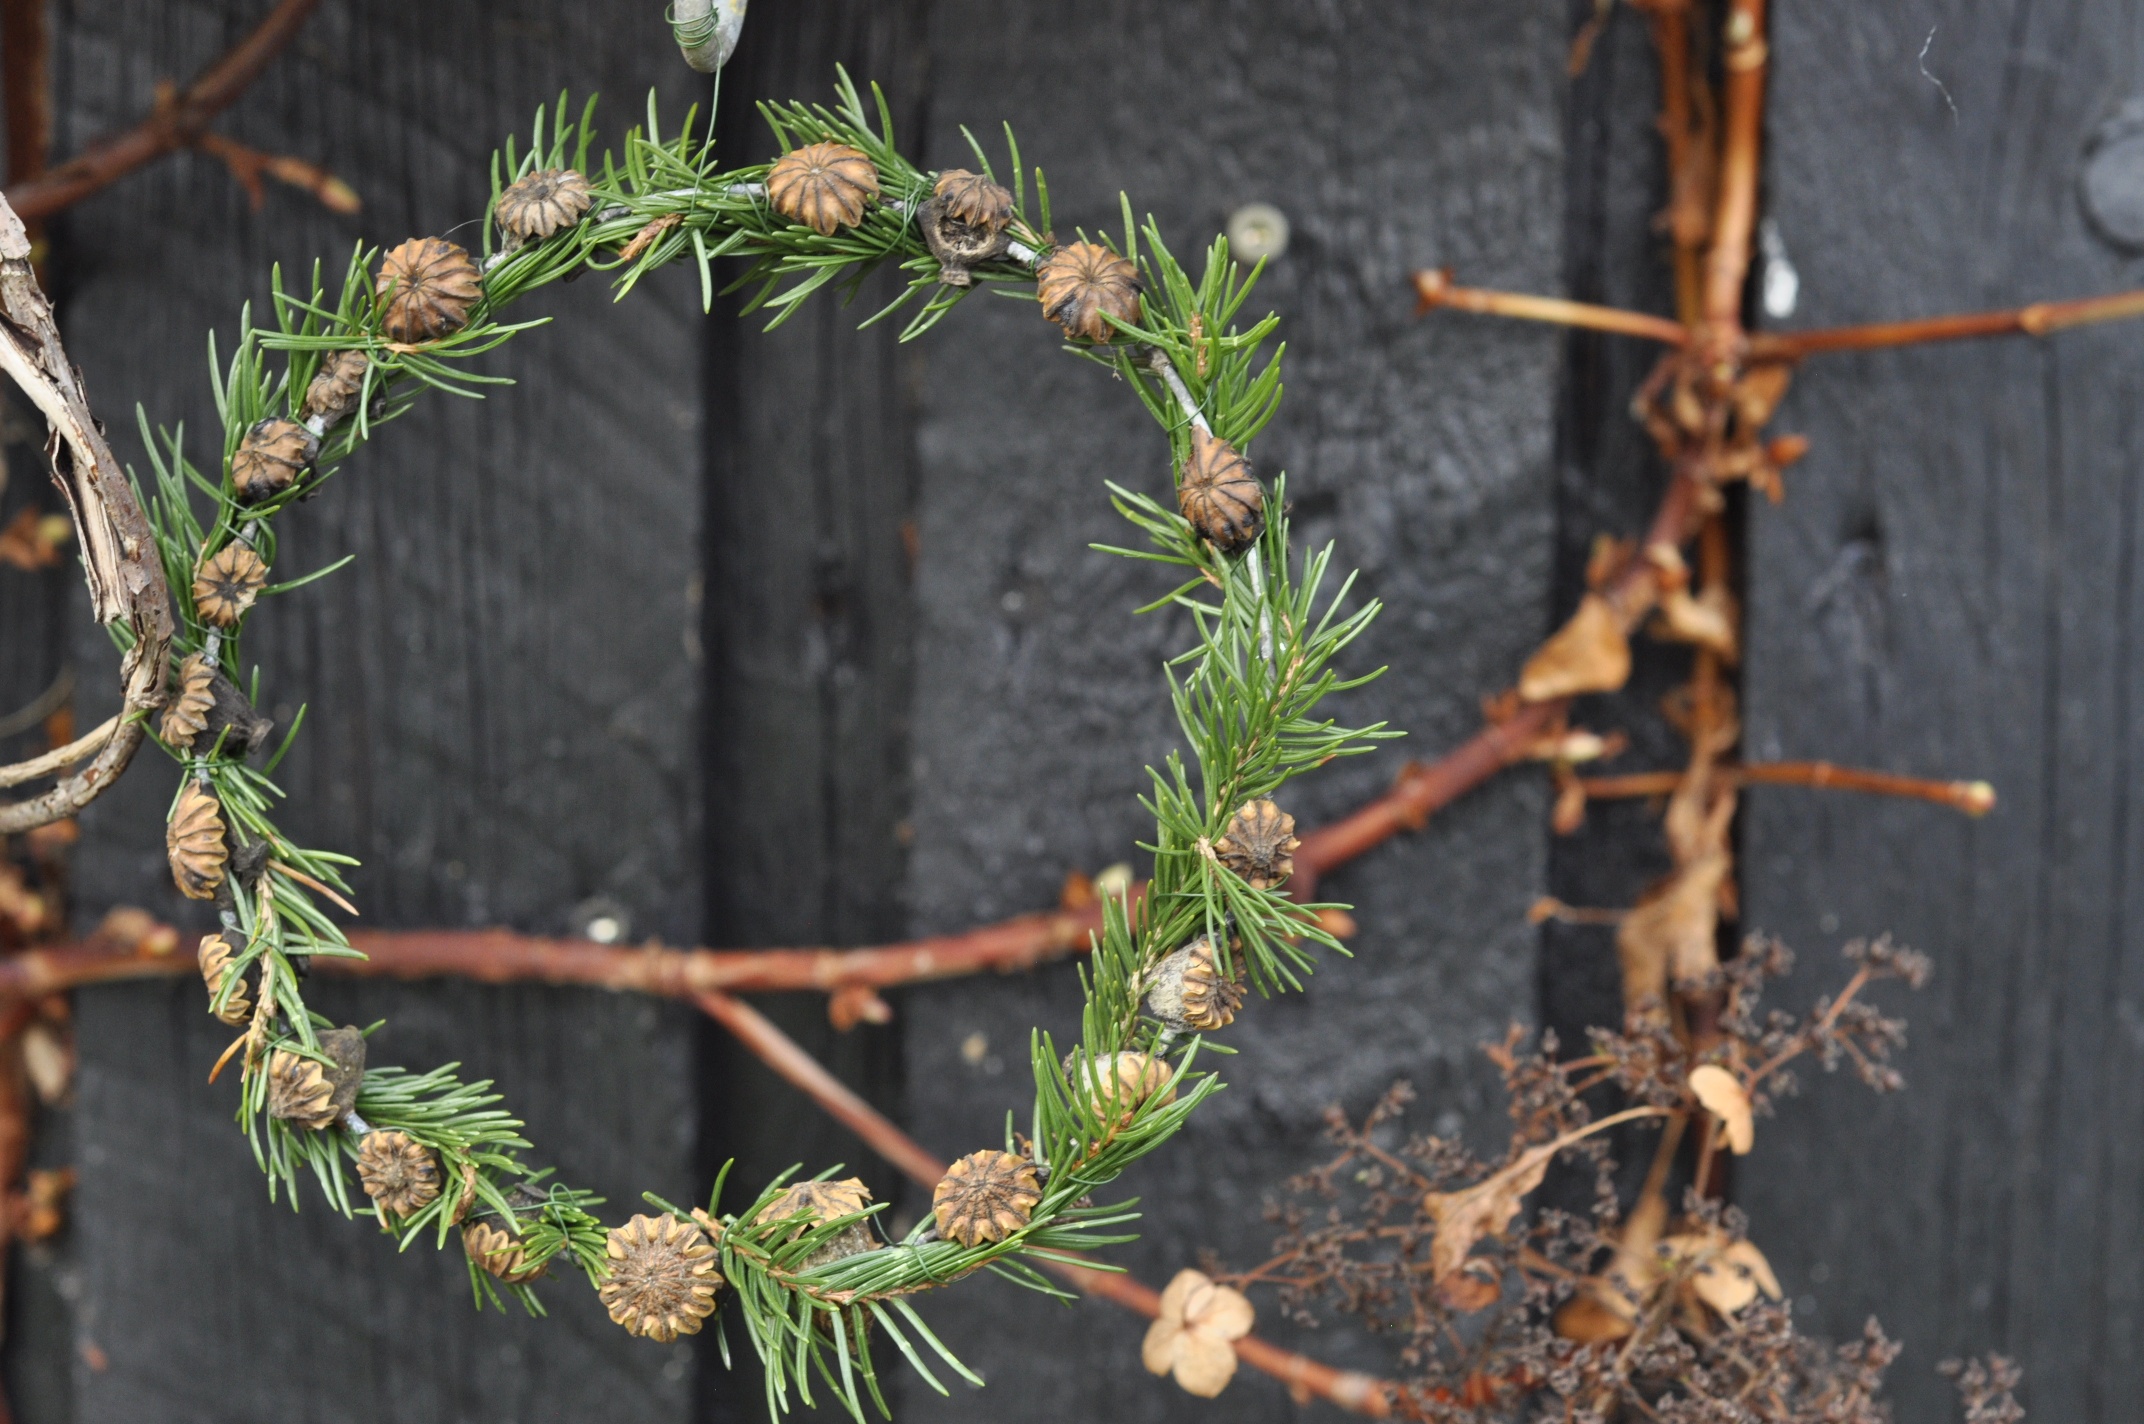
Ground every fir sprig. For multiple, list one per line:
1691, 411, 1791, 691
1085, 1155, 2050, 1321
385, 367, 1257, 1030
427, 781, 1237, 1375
128, 72, 1392, 1417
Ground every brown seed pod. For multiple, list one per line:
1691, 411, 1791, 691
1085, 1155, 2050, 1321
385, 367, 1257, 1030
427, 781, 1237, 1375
197, 932, 253, 1026
357, 1129, 442, 1218
230, 418, 318, 505
766, 142, 879, 237
1178, 428, 1264, 554
600, 1213, 723, 1341
754, 1176, 877, 1268
920, 169, 1014, 287
302, 350, 370, 425
265, 1027, 366, 1131
495, 167, 593, 245
160, 653, 276, 756
161, 654, 216, 749
463, 1220, 547, 1284
1036, 241, 1142, 342
1213, 798, 1299, 890
167, 783, 228, 900
1068, 1050, 1177, 1126
192, 542, 269, 628
932, 1149, 1043, 1248
1144, 936, 1246, 1033
375, 237, 483, 345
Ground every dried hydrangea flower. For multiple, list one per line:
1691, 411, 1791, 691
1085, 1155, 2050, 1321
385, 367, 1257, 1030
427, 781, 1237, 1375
1142, 1268, 1253, 1397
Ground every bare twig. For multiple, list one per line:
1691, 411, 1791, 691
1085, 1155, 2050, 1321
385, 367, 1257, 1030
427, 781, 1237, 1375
0, 717, 119, 791
1412, 268, 1690, 346
3, 0, 320, 220
0, 196, 171, 833
193, 129, 359, 214
1577, 760, 1995, 815
1749, 287, 2144, 360
693, 986, 1399, 1416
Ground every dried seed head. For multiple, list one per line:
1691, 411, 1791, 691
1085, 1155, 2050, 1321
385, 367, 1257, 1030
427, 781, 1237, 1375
357, 1129, 442, 1218
600, 1213, 722, 1341
766, 142, 879, 236
1213, 798, 1299, 890
192, 542, 269, 628
197, 932, 253, 1026
376, 237, 483, 345
754, 1177, 877, 1268
161, 654, 216, 750
920, 169, 1014, 287
495, 167, 594, 245
166, 783, 228, 901
1068, 1050, 1176, 1126
266, 1027, 366, 1131
1178, 429, 1264, 554
1145, 936, 1245, 1034
932, 1149, 1043, 1248
302, 350, 370, 425
230, 418, 318, 505
1036, 241, 1142, 342
159, 653, 275, 757
463, 1220, 546, 1283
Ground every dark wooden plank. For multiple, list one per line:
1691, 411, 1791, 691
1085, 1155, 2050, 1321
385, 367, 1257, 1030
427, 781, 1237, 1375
696, 5, 926, 1417
894, 3, 1567, 1414
51, 2, 705, 1418
1743, 5, 2144, 1420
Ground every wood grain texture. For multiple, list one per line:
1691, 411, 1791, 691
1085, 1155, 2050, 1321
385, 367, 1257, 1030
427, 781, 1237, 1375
894, 3, 1565, 1414
50, 2, 704, 1419
696, 4, 926, 1417
1742, 4, 2144, 1420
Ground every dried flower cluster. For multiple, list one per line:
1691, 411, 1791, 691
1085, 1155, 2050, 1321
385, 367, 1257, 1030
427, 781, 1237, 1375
1209, 942, 1969, 1421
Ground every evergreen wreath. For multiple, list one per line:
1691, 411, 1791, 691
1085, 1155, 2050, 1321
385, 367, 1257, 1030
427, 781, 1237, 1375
126, 72, 1395, 1417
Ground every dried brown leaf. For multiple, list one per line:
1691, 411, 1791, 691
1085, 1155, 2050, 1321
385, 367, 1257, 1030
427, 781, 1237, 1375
1689, 1064, 1754, 1154
1519, 593, 1632, 702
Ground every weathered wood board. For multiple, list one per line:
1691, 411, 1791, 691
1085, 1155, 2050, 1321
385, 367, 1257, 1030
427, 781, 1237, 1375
1744, 4, 2144, 1421
893, 3, 1567, 1415
52, 2, 705, 1419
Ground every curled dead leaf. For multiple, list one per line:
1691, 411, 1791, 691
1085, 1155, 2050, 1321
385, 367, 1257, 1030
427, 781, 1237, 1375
1663, 1228, 1780, 1314
1689, 1063, 1754, 1154
1554, 1186, 1667, 1342
1615, 850, 1730, 1015
1519, 594, 1632, 702
1650, 585, 1740, 661
1424, 1139, 1561, 1284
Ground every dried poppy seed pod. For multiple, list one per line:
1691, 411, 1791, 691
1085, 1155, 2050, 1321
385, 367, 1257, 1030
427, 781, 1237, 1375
1145, 936, 1245, 1034
197, 932, 252, 1026
167, 783, 228, 900
266, 1027, 366, 1131
601, 1213, 722, 1341
766, 142, 879, 236
495, 167, 593, 245
192, 542, 268, 629
1036, 241, 1142, 342
230, 418, 318, 505
1214, 798, 1299, 890
932, 1149, 1043, 1248
1178, 429, 1264, 554
463, 1220, 546, 1283
160, 653, 276, 757
920, 168, 1014, 287
754, 1177, 877, 1268
302, 350, 370, 425
375, 237, 482, 345
357, 1129, 442, 1218
1067, 1050, 1176, 1126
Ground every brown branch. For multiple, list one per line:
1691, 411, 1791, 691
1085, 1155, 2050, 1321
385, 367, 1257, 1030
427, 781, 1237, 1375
1413, 269, 1690, 346
0, 195, 171, 833
193, 129, 359, 214
1577, 761, 1995, 815
1749, 287, 2144, 360
1701, 0, 1769, 331
3, 0, 319, 220
692, 987, 1398, 1416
